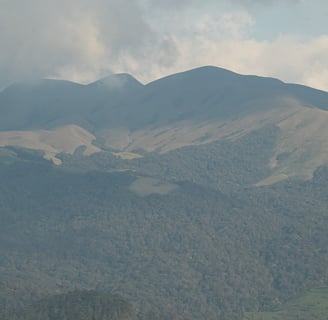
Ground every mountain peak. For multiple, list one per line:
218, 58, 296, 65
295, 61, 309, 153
89, 73, 143, 90
147, 65, 240, 86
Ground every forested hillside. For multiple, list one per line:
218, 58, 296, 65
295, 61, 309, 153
1, 67, 328, 319
0, 290, 135, 320
0, 147, 327, 319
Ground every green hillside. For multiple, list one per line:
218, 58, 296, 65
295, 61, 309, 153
0, 151, 327, 319
1, 290, 135, 320
244, 287, 328, 320
0, 67, 328, 319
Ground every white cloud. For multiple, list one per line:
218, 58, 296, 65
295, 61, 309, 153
1, 0, 328, 92
0, 0, 175, 86
132, 13, 328, 92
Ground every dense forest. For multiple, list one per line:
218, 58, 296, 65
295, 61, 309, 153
0, 290, 135, 320
0, 125, 327, 319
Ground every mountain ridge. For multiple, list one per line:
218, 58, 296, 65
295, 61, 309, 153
1, 66, 328, 184
1, 66, 328, 320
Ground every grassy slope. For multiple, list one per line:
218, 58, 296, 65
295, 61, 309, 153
129, 102, 328, 185
0, 125, 100, 164
244, 287, 328, 320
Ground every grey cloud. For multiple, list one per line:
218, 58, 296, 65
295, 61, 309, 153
0, 0, 178, 87
230, 0, 300, 7
141, 0, 299, 9
0, 0, 308, 90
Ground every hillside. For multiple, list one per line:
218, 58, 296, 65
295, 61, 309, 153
244, 287, 328, 320
0, 156, 327, 319
1, 66, 328, 183
0, 67, 327, 319
1, 290, 135, 320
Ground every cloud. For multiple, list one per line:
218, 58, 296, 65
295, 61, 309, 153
123, 9, 328, 92
141, 15, 328, 91
0, 0, 176, 87
230, 0, 300, 5
1, 0, 328, 92
142, 0, 300, 10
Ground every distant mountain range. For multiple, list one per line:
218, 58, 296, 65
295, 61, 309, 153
1, 66, 328, 184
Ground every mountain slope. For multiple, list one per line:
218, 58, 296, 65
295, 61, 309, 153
0, 74, 144, 131
1, 290, 135, 320
0, 66, 328, 319
0, 159, 327, 319
0, 124, 100, 164
1, 66, 328, 183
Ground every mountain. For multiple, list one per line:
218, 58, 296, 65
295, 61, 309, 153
1, 66, 328, 183
0, 66, 328, 320
0, 73, 143, 131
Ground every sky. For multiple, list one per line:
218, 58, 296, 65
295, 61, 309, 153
1, 0, 328, 91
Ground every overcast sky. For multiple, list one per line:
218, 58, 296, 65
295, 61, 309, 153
1, 0, 328, 90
